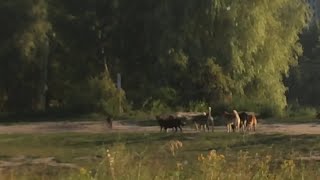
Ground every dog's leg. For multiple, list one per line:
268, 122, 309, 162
194, 122, 198, 131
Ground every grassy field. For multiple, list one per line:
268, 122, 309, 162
1, 132, 320, 179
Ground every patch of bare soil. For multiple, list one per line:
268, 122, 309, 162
0, 120, 320, 135
0, 156, 79, 173
0, 121, 157, 134
257, 123, 320, 135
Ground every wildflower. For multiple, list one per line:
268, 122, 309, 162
208, 150, 216, 160
219, 154, 225, 160
79, 167, 87, 175
168, 140, 183, 156
281, 160, 295, 170
176, 162, 183, 170
198, 154, 205, 161
280, 159, 296, 179
105, 148, 115, 179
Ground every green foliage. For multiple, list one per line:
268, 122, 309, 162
65, 72, 126, 116
17, 0, 51, 60
0, 0, 51, 111
142, 99, 171, 116
0, 0, 312, 117
188, 101, 208, 112
225, 0, 310, 113
258, 104, 283, 118
154, 87, 178, 107
286, 104, 317, 118
3, 133, 320, 179
286, 21, 320, 108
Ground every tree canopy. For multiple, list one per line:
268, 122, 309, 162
0, 0, 311, 116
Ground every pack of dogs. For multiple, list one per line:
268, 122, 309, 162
104, 107, 258, 133
156, 107, 257, 133
223, 110, 257, 133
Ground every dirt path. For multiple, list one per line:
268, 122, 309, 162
256, 123, 320, 135
0, 120, 320, 135
0, 121, 158, 134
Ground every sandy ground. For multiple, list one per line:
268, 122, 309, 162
0, 120, 320, 135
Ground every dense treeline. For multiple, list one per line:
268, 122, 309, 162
286, 22, 320, 109
0, 0, 316, 117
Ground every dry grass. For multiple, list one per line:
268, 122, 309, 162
1, 132, 320, 179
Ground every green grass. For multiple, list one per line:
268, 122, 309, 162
2, 132, 320, 179
2, 132, 320, 160
1, 132, 320, 177
0, 132, 320, 159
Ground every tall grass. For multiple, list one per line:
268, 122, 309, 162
285, 104, 317, 118
66, 141, 320, 180
3, 133, 320, 179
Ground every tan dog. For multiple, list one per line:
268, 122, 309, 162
223, 111, 235, 133
232, 110, 241, 132
246, 114, 257, 131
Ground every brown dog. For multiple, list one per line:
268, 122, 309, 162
246, 114, 257, 131
223, 111, 235, 133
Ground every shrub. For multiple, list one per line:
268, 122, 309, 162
64, 72, 127, 116
286, 104, 317, 118
154, 87, 178, 107
188, 101, 208, 112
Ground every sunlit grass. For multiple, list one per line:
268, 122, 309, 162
1, 132, 320, 179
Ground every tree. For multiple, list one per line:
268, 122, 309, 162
286, 21, 320, 107
89, 0, 310, 115
0, 0, 311, 116
0, 0, 51, 111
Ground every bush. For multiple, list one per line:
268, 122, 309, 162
142, 99, 171, 116
228, 96, 284, 118
154, 87, 178, 107
64, 72, 127, 116
258, 104, 283, 118
188, 101, 208, 112
286, 104, 317, 118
